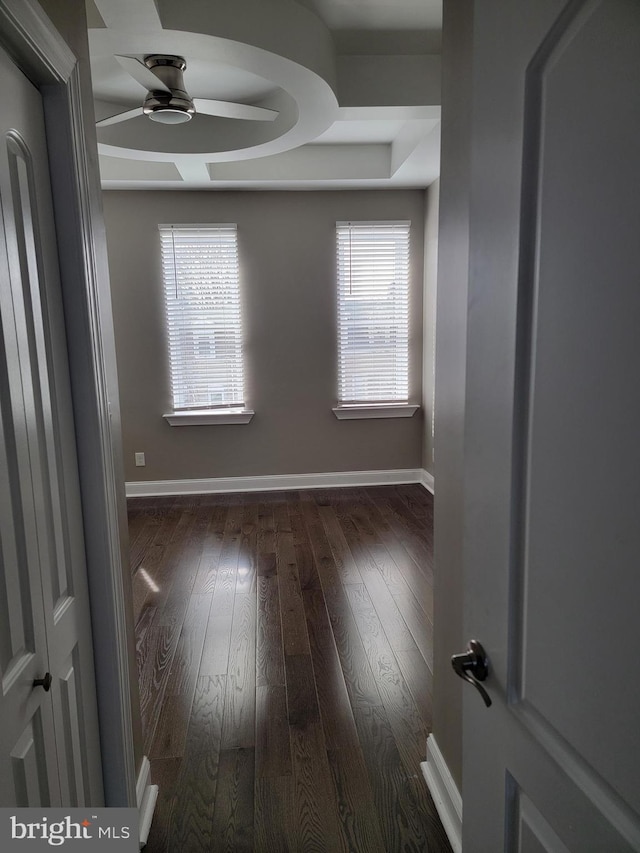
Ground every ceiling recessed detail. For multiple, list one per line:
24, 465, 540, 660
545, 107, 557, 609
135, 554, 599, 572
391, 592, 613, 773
89, 0, 442, 189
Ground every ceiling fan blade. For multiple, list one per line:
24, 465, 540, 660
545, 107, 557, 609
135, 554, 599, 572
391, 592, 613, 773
96, 107, 145, 127
115, 55, 171, 93
193, 98, 278, 122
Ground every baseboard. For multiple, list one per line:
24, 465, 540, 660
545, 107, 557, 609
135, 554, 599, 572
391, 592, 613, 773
126, 468, 424, 498
136, 755, 158, 849
420, 468, 435, 494
421, 735, 462, 853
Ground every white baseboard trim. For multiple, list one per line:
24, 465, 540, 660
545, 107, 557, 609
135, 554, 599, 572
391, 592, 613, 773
420, 468, 435, 494
126, 468, 424, 498
421, 735, 462, 853
136, 755, 158, 849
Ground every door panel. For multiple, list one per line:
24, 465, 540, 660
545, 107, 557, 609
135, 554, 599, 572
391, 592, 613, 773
515, 0, 640, 810
10, 714, 52, 807
7, 135, 73, 607
508, 781, 570, 853
463, 0, 640, 849
0, 381, 36, 679
0, 45, 103, 806
57, 648, 90, 806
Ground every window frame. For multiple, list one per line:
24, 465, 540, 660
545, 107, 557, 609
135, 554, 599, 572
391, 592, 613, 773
159, 223, 254, 426
333, 220, 418, 420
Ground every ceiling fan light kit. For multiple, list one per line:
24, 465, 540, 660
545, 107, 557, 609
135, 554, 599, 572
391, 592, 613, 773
146, 108, 193, 124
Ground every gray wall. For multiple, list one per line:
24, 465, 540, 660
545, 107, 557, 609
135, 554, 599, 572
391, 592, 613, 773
422, 180, 439, 475
431, 0, 473, 791
103, 190, 425, 483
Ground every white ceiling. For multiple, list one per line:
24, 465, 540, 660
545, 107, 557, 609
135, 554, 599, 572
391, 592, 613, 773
298, 0, 442, 31
88, 0, 442, 190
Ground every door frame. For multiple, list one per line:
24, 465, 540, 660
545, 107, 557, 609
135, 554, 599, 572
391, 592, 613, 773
0, 0, 137, 807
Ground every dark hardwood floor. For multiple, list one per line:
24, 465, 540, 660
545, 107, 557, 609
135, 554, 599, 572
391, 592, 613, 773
129, 485, 451, 853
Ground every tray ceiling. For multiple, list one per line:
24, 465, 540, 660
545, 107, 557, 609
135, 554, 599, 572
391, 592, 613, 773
88, 0, 442, 190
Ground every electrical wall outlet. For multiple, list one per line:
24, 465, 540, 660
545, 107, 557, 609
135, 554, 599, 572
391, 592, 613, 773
135, 452, 146, 467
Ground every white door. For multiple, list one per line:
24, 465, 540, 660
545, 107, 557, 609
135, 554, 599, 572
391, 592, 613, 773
461, 0, 640, 850
0, 46, 103, 806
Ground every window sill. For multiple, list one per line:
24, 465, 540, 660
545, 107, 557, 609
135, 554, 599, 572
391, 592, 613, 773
332, 404, 419, 420
163, 409, 255, 426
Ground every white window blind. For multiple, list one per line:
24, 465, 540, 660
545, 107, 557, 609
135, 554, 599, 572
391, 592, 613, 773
160, 224, 246, 411
336, 221, 410, 405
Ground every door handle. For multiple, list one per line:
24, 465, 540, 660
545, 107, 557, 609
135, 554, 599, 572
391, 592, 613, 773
33, 672, 52, 692
451, 640, 492, 707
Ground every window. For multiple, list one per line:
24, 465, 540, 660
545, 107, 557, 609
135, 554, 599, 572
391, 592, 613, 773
160, 224, 253, 425
335, 221, 417, 419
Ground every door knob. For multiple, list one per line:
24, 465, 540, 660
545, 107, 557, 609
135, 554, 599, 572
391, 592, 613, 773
451, 640, 492, 707
33, 672, 52, 692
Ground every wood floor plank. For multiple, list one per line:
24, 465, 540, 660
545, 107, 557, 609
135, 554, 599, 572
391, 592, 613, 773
192, 500, 228, 594
125, 505, 143, 540
210, 747, 255, 852
237, 500, 258, 595
221, 592, 256, 749
299, 495, 350, 590
219, 502, 245, 575
148, 507, 202, 628
360, 492, 435, 612
284, 653, 320, 731
138, 623, 183, 752
276, 524, 310, 657
150, 593, 212, 759
254, 776, 296, 853
395, 646, 434, 730
168, 674, 226, 851
326, 744, 387, 853
135, 603, 157, 672
289, 722, 344, 853
129, 498, 181, 575
131, 485, 451, 853
393, 588, 435, 669
198, 507, 243, 677
131, 507, 193, 625
198, 578, 234, 679
129, 518, 162, 576
348, 495, 419, 594
294, 539, 322, 593
165, 592, 213, 694
257, 501, 276, 557
256, 575, 285, 688
352, 555, 420, 656
132, 571, 156, 628
321, 583, 382, 709
302, 587, 360, 751
153, 513, 208, 631
257, 500, 277, 579
345, 583, 429, 778
353, 702, 434, 853
287, 494, 308, 547
256, 684, 291, 779
317, 503, 364, 586
369, 488, 434, 573
273, 499, 292, 535
396, 483, 435, 527
390, 485, 433, 529
144, 757, 181, 853
339, 497, 425, 653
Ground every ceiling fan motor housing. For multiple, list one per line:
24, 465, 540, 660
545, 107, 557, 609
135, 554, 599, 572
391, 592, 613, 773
142, 55, 195, 122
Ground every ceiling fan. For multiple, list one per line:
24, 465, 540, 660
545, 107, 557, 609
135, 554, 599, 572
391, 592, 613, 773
96, 54, 278, 127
